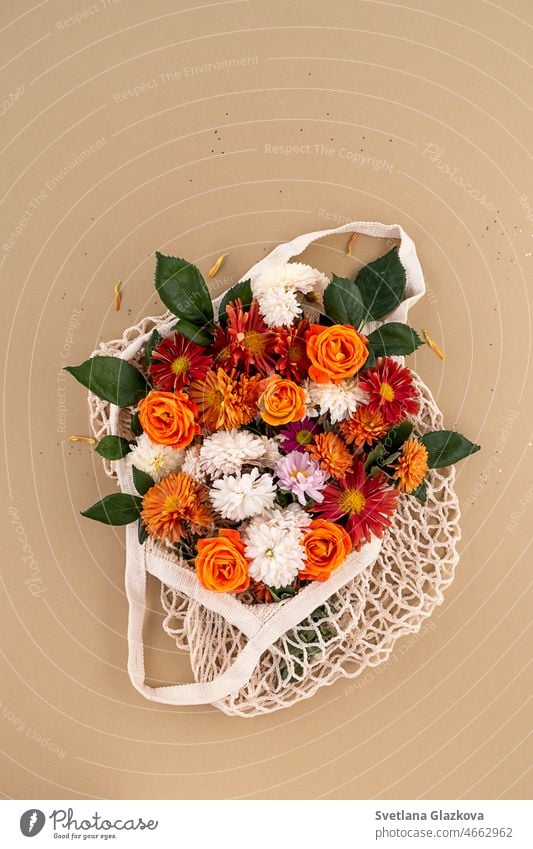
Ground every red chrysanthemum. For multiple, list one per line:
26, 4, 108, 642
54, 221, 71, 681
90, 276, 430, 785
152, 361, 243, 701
149, 332, 212, 391
312, 459, 399, 550
358, 358, 419, 424
224, 299, 276, 375
272, 318, 311, 382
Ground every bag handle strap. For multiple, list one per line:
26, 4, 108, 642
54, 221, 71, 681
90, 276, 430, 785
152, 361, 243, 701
240, 220, 426, 325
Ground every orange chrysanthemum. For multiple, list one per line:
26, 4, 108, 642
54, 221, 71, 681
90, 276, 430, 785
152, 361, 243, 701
340, 406, 389, 448
393, 437, 429, 493
237, 372, 263, 424
189, 368, 247, 431
306, 432, 353, 480
141, 472, 214, 543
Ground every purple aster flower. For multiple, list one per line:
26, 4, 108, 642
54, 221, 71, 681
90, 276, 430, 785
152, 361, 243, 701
274, 450, 328, 506
280, 417, 319, 453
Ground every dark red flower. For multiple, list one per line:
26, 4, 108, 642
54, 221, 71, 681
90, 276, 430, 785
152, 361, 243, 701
149, 332, 212, 391
312, 459, 398, 550
358, 357, 419, 424
272, 318, 311, 382
224, 299, 276, 375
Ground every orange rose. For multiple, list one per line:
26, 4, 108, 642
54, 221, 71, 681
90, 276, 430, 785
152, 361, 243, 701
138, 390, 200, 450
258, 375, 306, 426
305, 323, 368, 384
299, 519, 351, 582
195, 529, 250, 593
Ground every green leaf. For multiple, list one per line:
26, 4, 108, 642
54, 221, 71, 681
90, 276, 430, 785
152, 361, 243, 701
364, 442, 386, 472
420, 430, 480, 468
65, 356, 148, 406
364, 349, 377, 370
355, 247, 406, 322
81, 493, 142, 525
384, 420, 414, 453
411, 482, 427, 503
132, 466, 154, 496
138, 520, 149, 544
367, 322, 423, 357
268, 584, 297, 602
171, 319, 212, 346
94, 435, 131, 460
144, 329, 163, 366
155, 252, 213, 325
218, 280, 253, 325
130, 412, 143, 437
323, 274, 366, 328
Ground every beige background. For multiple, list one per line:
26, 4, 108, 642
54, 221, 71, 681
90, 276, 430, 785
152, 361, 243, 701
1, 0, 531, 800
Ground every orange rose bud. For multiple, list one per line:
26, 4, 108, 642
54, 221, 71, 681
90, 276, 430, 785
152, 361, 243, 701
305, 323, 368, 384
138, 390, 200, 450
195, 528, 250, 594
299, 519, 352, 582
258, 375, 307, 426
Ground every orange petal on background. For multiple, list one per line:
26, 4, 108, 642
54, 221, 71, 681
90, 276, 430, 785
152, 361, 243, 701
423, 328, 445, 360
113, 280, 122, 311
344, 232, 358, 256
208, 253, 228, 278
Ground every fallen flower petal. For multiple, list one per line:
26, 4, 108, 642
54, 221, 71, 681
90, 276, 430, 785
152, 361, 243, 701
423, 328, 445, 360
208, 253, 228, 278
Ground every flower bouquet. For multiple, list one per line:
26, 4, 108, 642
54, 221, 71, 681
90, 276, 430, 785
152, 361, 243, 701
68, 221, 479, 714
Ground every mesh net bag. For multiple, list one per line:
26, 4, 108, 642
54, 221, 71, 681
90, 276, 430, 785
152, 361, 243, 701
87, 222, 461, 716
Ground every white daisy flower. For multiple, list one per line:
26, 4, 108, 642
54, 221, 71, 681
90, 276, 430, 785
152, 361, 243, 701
243, 522, 305, 588
128, 434, 183, 483
252, 262, 329, 297
307, 378, 368, 423
181, 445, 205, 483
210, 468, 276, 522
199, 429, 266, 478
256, 285, 301, 327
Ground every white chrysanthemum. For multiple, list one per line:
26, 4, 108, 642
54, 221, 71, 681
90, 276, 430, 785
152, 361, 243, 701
252, 262, 329, 297
128, 434, 183, 482
246, 503, 312, 538
181, 445, 205, 483
210, 468, 276, 522
256, 435, 282, 469
199, 429, 266, 478
307, 379, 368, 423
256, 285, 301, 327
243, 522, 305, 588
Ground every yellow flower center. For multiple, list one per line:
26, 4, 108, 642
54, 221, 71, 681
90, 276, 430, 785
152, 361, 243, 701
338, 488, 366, 515
152, 455, 165, 472
379, 381, 395, 402
296, 429, 313, 445
290, 468, 308, 479
163, 495, 181, 512
242, 329, 266, 356
171, 356, 190, 375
